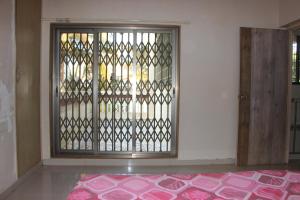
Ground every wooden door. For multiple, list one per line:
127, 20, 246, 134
237, 27, 289, 166
15, 0, 41, 176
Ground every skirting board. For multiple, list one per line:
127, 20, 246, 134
43, 158, 235, 166
0, 162, 42, 200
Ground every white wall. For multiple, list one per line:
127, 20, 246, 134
279, 0, 300, 26
41, 0, 280, 161
0, 0, 17, 193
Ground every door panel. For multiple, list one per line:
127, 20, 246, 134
16, 0, 41, 176
98, 31, 134, 152
237, 28, 289, 165
135, 32, 173, 152
58, 32, 94, 152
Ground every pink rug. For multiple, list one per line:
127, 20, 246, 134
67, 170, 300, 200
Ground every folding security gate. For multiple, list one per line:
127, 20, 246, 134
52, 25, 179, 158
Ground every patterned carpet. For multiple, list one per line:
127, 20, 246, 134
67, 170, 300, 200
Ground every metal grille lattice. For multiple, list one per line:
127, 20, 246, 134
55, 27, 177, 156
59, 33, 94, 151
135, 32, 173, 152
98, 32, 134, 152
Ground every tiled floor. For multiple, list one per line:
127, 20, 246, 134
3, 162, 300, 200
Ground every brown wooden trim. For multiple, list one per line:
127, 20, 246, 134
237, 28, 252, 166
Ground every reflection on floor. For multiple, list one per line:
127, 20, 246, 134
3, 162, 300, 200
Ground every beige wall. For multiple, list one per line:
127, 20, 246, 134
41, 0, 280, 161
279, 0, 300, 26
16, 0, 42, 176
0, 0, 17, 193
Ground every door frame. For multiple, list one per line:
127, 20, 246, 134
49, 23, 181, 159
283, 19, 300, 162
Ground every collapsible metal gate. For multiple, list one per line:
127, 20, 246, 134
52, 25, 179, 158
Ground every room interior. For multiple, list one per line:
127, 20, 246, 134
1, 0, 300, 199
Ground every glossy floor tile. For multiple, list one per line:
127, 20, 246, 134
3, 162, 300, 200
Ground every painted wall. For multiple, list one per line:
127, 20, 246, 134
0, 0, 17, 193
41, 0, 280, 161
279, 0, 300, 26
15, 0, 42, 176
